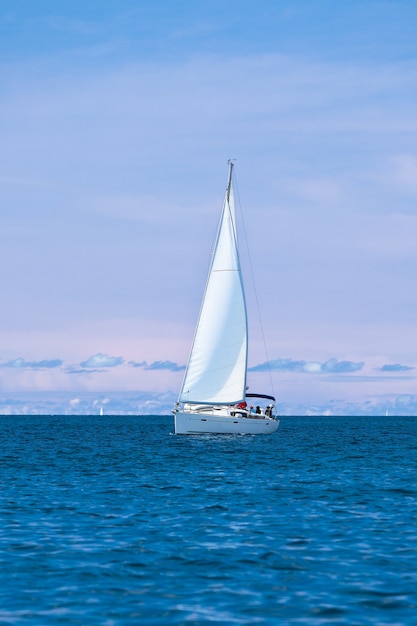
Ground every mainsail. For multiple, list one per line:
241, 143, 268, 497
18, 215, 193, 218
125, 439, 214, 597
179, 163, 248, 404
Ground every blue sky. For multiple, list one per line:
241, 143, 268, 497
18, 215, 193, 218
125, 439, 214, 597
1, 0, 417, 415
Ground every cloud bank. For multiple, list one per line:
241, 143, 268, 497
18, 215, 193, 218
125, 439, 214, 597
128, 360, 185, 371
0, 358, 63, 369
1, 389, 417, 417
249, 358, 364, 374
380, 363, 415, 372
3, 355, 415, 377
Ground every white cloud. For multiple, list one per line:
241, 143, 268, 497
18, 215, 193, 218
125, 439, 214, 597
303, 362, 322, 373
0, 391, 177, 416
80, 353, 124, 368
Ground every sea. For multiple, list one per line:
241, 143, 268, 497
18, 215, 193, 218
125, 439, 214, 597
1, 415, 416, 625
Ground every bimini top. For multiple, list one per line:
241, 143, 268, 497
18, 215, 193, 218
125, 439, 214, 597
246, 393, 276, 402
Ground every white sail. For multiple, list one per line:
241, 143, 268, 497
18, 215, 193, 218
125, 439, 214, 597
179, 163, 248, 404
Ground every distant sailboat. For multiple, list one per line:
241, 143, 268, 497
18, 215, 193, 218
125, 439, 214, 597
100, 407, 103, 416
173, 162, 279, 435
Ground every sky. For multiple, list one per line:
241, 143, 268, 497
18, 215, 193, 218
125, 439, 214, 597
1, 0, 417, 415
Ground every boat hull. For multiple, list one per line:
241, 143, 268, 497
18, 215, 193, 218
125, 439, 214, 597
174, 411, 279, 435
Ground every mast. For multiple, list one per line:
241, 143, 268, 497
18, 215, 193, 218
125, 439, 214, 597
226, 159, 234, 203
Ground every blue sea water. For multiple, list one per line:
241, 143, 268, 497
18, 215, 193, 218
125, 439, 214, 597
1, 415, 416, 625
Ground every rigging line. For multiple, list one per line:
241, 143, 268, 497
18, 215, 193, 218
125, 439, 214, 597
233, 170, 276, 400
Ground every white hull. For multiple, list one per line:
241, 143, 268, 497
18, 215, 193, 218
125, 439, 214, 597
174, 411, 279, 435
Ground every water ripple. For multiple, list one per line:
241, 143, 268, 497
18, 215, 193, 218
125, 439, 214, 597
1, 415, 417, 624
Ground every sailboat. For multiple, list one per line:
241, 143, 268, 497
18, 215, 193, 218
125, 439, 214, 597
173, 162, 279, 435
